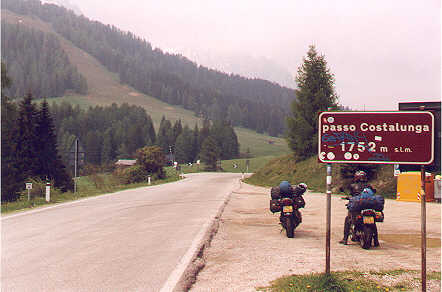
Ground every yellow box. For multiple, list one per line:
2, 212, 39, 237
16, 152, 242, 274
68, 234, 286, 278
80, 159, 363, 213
396, 172, 434, 202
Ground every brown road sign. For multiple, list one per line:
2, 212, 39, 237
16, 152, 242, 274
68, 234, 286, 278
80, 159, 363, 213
318, 111, 434, 164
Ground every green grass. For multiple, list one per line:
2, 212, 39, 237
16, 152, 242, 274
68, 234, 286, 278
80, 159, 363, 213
162, 156, 278, 175
234, 127, 290, 157
1, 172, 181, 214
245, 155, 397, 196
257, 270, 438, 292
220, 156, 277, 173
427, 271, 442, 281
244, 155, 334, 192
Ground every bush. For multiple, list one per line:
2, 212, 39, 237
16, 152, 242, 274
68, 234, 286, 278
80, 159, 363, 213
88, 173, 106, 189
136, 146, 166, 179
116, 165, 148, 184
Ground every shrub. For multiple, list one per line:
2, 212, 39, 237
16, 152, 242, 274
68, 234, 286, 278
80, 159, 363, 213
135, 146, 166, 179
117, 165, 148, 184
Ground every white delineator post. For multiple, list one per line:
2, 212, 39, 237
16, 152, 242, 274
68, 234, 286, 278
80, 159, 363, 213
45, 181, 51, 202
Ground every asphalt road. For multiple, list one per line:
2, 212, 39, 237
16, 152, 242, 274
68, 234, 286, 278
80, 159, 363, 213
1, 172, 241, 292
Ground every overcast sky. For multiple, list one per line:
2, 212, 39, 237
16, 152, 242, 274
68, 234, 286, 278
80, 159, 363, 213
68, 0, 441, 110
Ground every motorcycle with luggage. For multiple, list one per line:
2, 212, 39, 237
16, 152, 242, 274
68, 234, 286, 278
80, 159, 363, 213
345, 188, 385, 249
269, 181, 307, 238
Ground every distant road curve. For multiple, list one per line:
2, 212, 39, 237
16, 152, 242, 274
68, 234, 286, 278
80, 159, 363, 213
1, 172, 241, 292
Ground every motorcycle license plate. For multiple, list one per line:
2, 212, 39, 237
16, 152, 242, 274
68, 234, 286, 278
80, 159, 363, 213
363, 216, 374, 224
283, 206, 293, 213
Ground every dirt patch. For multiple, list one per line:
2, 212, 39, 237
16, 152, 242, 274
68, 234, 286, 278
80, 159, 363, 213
190, 182, 441, 292
380, 234, 441, 248
128, 92, 140, 96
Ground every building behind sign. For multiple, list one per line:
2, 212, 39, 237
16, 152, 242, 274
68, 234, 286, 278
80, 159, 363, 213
398, 101, 441, 173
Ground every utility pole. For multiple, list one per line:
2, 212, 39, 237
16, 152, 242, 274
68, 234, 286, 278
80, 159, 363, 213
74, 139, 79, 193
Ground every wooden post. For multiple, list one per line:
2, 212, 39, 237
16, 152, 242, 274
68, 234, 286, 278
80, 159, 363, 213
421, 165, 427, 292
326, 163, 332, 274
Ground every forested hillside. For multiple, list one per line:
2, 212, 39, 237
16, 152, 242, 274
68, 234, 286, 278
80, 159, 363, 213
1, 20, 87, 98
2, 0, 294, 136
51, 102, 238, 168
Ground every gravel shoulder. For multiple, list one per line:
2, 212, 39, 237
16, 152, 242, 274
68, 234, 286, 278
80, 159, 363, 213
190, 182, 441, 292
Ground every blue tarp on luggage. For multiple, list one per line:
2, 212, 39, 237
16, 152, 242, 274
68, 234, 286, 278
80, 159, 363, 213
347, 188, 385, 212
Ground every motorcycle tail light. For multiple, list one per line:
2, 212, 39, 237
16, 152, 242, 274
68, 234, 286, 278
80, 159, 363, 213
281, 197, 293, 206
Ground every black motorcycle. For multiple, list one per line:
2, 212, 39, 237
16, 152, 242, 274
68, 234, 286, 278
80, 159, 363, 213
345, 195, 384, 249
270, 184, 306, 238
349, 209, 384, 249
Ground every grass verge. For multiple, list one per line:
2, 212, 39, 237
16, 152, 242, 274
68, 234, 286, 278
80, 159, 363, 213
245, 155, 397, 197
164, 156, 278, 174
257, 270, 440, 292
1, 170, 181, 214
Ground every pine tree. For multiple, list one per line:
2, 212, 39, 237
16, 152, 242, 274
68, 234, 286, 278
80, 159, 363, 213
191, 124, 199, 162
1, 64, 23, 201
157, 116, 172, 153
198, 118, 211, 151
221, 122, 239, 159
16, 92, 39, 179
1, 62, 11, 89
101, 128, 115, 163
174, 126, 193, 163
200, 136, 220, 171
35, 99, 73, 191
172, 119, 183, 143
287, 45, 338, 160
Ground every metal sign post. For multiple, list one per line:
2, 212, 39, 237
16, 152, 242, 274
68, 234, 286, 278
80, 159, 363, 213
68, 138, 85, 193
420, 165, 426, 292
74, 139, 78, 193
26, 183, 32, 201
325, 164, 331, 274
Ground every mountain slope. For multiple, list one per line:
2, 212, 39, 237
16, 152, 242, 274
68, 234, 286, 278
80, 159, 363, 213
2, 10, 290, 157
2, 0, 294, 136
2, 10, 200, 126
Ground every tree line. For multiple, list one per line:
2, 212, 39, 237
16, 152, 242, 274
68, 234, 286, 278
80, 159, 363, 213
1, 62, 240, 201
2, 68, 72, 201
1, 20, 88, 98
51, 102, 239, 168
2, 0, 292, 136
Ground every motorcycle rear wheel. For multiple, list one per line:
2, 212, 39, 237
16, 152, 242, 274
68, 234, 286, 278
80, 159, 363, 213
285, 216, 295, 238
360, 224, 373, 249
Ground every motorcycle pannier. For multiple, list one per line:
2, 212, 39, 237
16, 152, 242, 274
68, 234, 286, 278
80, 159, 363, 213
271, 186, 281, 199
269, 199, 281, 213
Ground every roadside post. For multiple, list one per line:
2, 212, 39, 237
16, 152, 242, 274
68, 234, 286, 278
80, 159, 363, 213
325, 107, 332, 275
325, 163, 331, 274
45, 180, 51, 202
69, 138, 84, 193
26, 182, 32, 201
148, 175, 151, 185
318, 111, 434, 286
